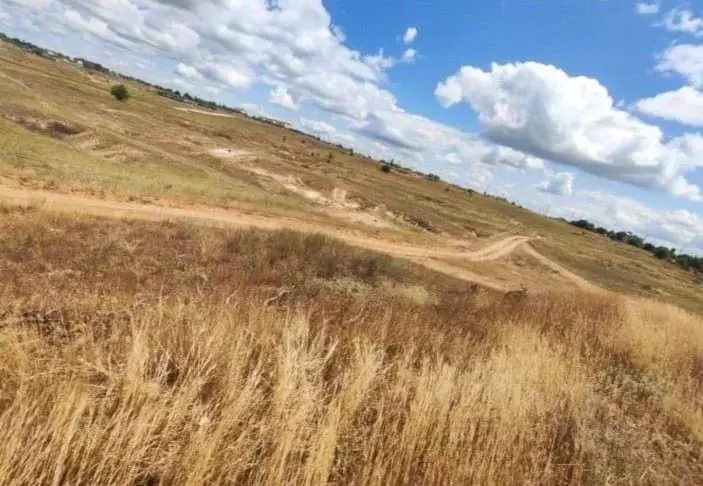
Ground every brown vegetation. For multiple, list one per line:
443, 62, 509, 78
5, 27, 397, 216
0, 208, 701, 485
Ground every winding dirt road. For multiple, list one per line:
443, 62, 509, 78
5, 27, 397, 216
0, 185, 593, 292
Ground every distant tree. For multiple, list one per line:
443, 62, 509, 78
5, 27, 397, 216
613, 231, 630, 243
570, 220, 595, 232
110, 84, 130, 102
626, 235, 645, 248
594, 226, 609, 236
426, 173, 441, 182
653, 246, 671, 260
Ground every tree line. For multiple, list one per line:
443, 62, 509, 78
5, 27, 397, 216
569, 219, 703, 273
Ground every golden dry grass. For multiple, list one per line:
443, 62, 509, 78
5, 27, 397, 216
0, 208, 701, 485
1, 289, 701, 484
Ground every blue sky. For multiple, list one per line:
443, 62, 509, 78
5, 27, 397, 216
2, 0, 703, 253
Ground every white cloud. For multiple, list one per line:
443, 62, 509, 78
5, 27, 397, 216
436, 61, 703, 201
200, 63, 251, 89
481, 146, 546, 171
445, 153, 462, 164
635, 86, 703, 126
661, 8, 703, 37
269, 86, 299, 111
54, 1, 200, 53
5, 0, 52, 10
656, 44, 703, 87
240, 102, 269, 117
363, 48, 396, 73
635, 2, 660, 15
403, 27, 418, 44
204, 86, 219, 95
171, 77, 194, 89
62, 8, 114, 41
402, 49, 417, 63
548, 191, 703, 254
300, 117, 337, 136
538, 172, 574, 196
176, 62, 200, 79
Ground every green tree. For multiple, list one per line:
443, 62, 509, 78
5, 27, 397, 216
110, 84, 130, 102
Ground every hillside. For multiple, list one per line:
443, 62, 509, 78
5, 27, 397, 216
0, 42, 702, 484
0, 42, 700, 310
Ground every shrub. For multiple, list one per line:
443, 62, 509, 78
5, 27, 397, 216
110, 84, 130, 102
381, 164, 392, 173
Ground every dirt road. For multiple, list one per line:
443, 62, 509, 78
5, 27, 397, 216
521, 245, 602, 292
0, 186, 592, 292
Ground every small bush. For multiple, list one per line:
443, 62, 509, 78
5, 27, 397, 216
381, 164, 392, 173
110, 84, 130, 102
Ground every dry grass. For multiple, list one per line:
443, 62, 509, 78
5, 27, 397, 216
0, 209, 702, 484
1, 44, 701, 310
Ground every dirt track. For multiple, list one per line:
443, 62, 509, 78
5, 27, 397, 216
0, 186, 594, 292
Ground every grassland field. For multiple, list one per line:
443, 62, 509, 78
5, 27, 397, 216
0, 42, 702, 484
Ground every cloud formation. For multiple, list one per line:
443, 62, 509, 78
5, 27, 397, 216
403, 27, 418, 44
635, 86, 703, 126
657, 44, 703, 87
538, 172, 574, 196
436, 61, 703, 201
550, 191, 703, 253
269, 86, 299, 111
661, 8, 703, 37
635, 2, 659, 16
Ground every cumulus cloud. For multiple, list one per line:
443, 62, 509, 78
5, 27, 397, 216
269, 86, 299, 110
62, 8, 114, 42
300, 117, 337, 137
56, 1, 200, 53
200, 63, 251, 89
445, 153, 462, 164
402, 49, 417, 63
538, 172, 574, 196
635, 2, 659, 15
5, 0, 52, 10
635, 86, 703, 126
403, 27, 418, 44
661, 8, 703, 37
176, 63, 200, 79
480, 146, 546, 171
550, 191, 703, 253
363, 49, 396, 73
656, 44, 703, 87
436, 61, 703, 201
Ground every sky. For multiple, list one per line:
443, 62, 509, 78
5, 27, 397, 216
2, 0, 703, 254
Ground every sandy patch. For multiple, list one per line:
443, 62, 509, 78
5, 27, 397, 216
210, 148, 251, 159
242, 165, 396, 229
